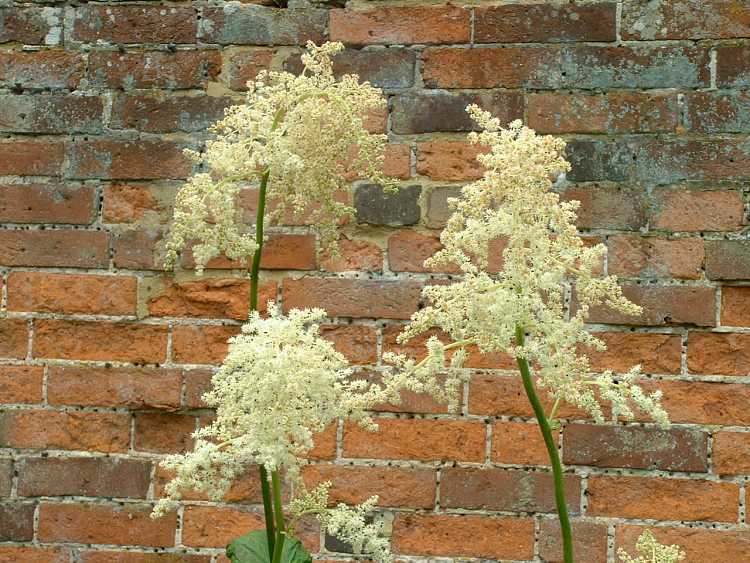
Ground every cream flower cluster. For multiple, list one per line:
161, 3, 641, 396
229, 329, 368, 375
618, 530, 685, 563
394, 105, 668, 426
165, 41, 391, 271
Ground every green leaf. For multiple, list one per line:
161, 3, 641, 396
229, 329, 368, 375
226, 530, 313, 563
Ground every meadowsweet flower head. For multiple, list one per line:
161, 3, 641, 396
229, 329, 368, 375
165, 41, 391, 272
392, 106, 668, 426
618, 530, 685, 563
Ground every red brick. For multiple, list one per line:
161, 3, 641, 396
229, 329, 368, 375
0, 319, 28, 359
0, 546, 70, 563
0, 93, 102, 134
651, 187, 744, 232
319, 324, 377, 365
441, 467, 580, 513
103, 183, 175, 224
0, 140, 64, 175
0, 50, 83, 89
388, 230, 448, 273
712, 431, 750, 476
306, 423, 337, 461
147, 278, 265, 320
585, 332, 682, 375
721, 286, 750, 327
0, 365, 43, 404
112, 229, 164, 270
705, 240, 750, 280
330, 5, 469, 45
47, 366, 182, 409
352, 368, 454, 415
342, 418, 486, 462
182, 505, 264, 548
616, 525, 750, 563
539, 519, 608, 563
491, 421, 556, 466
685, 91, 750, 133
182, 369, 214, 409
562, 183, 647, 230
112, 93, 234, 133
38, 502, 176, 546
640, 380, 750, 426
607, 235, 704, 279
321, 237, 382, 272
583, 284, 716, 327
185, 234, 317, 271
134, 412, 195, 453
172, 324, 240, 365
0, 184, 95, 224
416, 140, 487, 181
0, 410, 130, 452
68, 139, 193, 180
0, 7, 60, 44
563, 424, 707, 472
0, 230, 108, 268
687, 332, 750, 375
529, 91, 677, 134
72, 5, 197, 44
88, 50, 221, 89
393, 513, 534, 560
223, 48, 278, 91
201, 5, 326, 46
34, 320, 167, 363
8, 272, 136, 315
588, 475, 738, 522
17, 456, 151, 498
623, 0, 750, 40
475, 3, 616, 43
80, 552, 209, 563
303, 465, 435, 509
0, 502, 34, 541
283, 277, 421, 320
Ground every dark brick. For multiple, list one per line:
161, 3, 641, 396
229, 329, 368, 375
111, 93, 235, 133
0, 184, 96, 225
0, 50, 84, 90
565, 140, 631, 182
424, 185, 461, 229
355, 184, 421, 226
0, 94, 102, 134
560, 184, 647, 230
706, 240, 750, 280
17, 457, 151, 498
622, 0, 750, 40
67, 139, 193, 180
0, 7, 61, 45
685, 91, 750, 133
539, 519, 608, 563
201, 5, 327, 45
717, 45, 750, 88
563, 424, 708, 472
72, 5, 197, 44
113, 229, 164, 270
390, 90, 523, 134
0, 503, 34, 541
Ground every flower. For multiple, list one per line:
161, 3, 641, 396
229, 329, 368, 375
165, 41, 392, 272
618, 530, 685, 563
389, 105, 668, 426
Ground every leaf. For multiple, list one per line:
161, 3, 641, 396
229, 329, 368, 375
227, 530, 313, 563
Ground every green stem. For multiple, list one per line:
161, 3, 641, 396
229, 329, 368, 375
259, 466, 275, 558
514, 325, 573, 563
271, 471, 286, 563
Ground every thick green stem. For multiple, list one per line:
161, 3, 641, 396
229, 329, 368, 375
249, 170, 275, 559
271, 471, 286, 563
514, 325, 574, 563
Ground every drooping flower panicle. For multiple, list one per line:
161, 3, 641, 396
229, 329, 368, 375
618, 530, 686, 563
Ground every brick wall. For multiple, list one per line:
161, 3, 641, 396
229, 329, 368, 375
1, 0, 749, 561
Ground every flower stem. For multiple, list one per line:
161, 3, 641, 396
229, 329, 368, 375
514, 325, 573, 563
271, 471, 286, 563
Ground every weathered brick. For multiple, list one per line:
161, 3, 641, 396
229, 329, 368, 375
172, 324, 240, 365
388, 230, 447, 273
320, 237, 382, 272
491, 421, 556, 466
88, 50, 221, 89
560, 183, 647, 230
0, 7, 61, 44
0, 50, 83, 89
539, 519, 608, 563
112, 93, 234, 133
68, 139, 193, 180
147, 278, 257, 320
424, 185, 461, 229
706, 240, 750, 280
585, 332, 682, 374
587, 475, 738, 522
717, 45, 750, 88
222, 47, 279, 90
103, 184, 175, 224
182, 506, 265, 548
0, 184, 95, 224
351, 367, 453, 415
38, 502, 176, 546
641, 380, 750, 426
112, 229, 165, 270
354, 184, 420, 226
303, 465, 435, 509
319, 324, 377, 365
0, 503, 34, 541
687, 332, 750, 375
722, 286, 750, 327
393, 513, 534, 560
201, 5, 326, 45
616, 525, 750, 563
416, 140, 487, 181
342, 418, 485, 462
391, 90, 523, 134
72, 5, 197, 44
80, 552, 209, 563
607, 235, 704, 279
564, 424, 707, 472
0, 546, 70, 563
0, 140, 64, 176
0, 366, 42, 404
47, 366, 182, 410
181, 369, 214, 409
651, 187, 744, 232
441, 468, 580, 513
583, 284, 716, 327
475, 3, 616, 43
0, 94, 102, 134
0, 459, 10, 496
0, 410, 130, 452
529, 91, 677, 134
34, 320, 168, 363
182, 234, 316, 271
17, 456, 151, 498
8, 272, 136, 315
685, 91, 750, 133
623, 0, 750, 40
134, 412, 195, 453
331, 5, 469, 45
0, 319, 29, 359
565, 139, 631, 182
